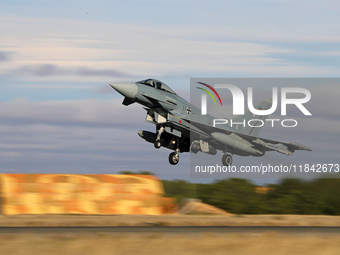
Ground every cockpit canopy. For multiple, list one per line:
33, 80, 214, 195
137, 79, 176, 94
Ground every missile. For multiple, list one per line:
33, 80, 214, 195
138, 130, 189, 153
289, 142, 312, 151
137, 129, 175, 148
211, 132, 263, 156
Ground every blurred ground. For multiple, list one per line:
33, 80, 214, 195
1, 214, 340, 227
0, 232, 339, 255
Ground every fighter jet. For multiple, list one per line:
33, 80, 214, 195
110, 79, 312, 166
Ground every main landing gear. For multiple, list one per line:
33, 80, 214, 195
221, 153, 233, 167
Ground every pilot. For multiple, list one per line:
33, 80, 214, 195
156, 81, 162, 90
148, 80, 154, 87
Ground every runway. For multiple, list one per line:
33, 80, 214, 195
1, 226, 340, 234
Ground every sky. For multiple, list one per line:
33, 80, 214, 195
1, 0, 340, 184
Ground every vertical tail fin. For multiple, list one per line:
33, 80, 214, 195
232, 98, 272, 136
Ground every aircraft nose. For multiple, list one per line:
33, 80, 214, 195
109, 82, 138, 98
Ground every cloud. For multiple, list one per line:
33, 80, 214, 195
2, 14, 339, 81
0, 97, 192, 178
77, 67, 129, 77
0, 51, 11, 61
0, 98, 146, 128
8, 64, 132, 78
0, 97, 180, 175
307, 82, 340, 118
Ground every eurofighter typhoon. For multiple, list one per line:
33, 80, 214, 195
110, 79, 312, 166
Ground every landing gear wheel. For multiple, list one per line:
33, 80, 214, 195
190, 144, 200, 154
169, 152, 179, 165
222, 154, 233, 167
154, 139, 161, 149
191, 147, 199, 154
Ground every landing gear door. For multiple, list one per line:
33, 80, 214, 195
145, 109, 167, 124
165, 126, 181, 137
155, 112, 167, 123
145, 109, 155, 124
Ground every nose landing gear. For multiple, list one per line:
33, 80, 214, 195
154, 126, 164, 149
